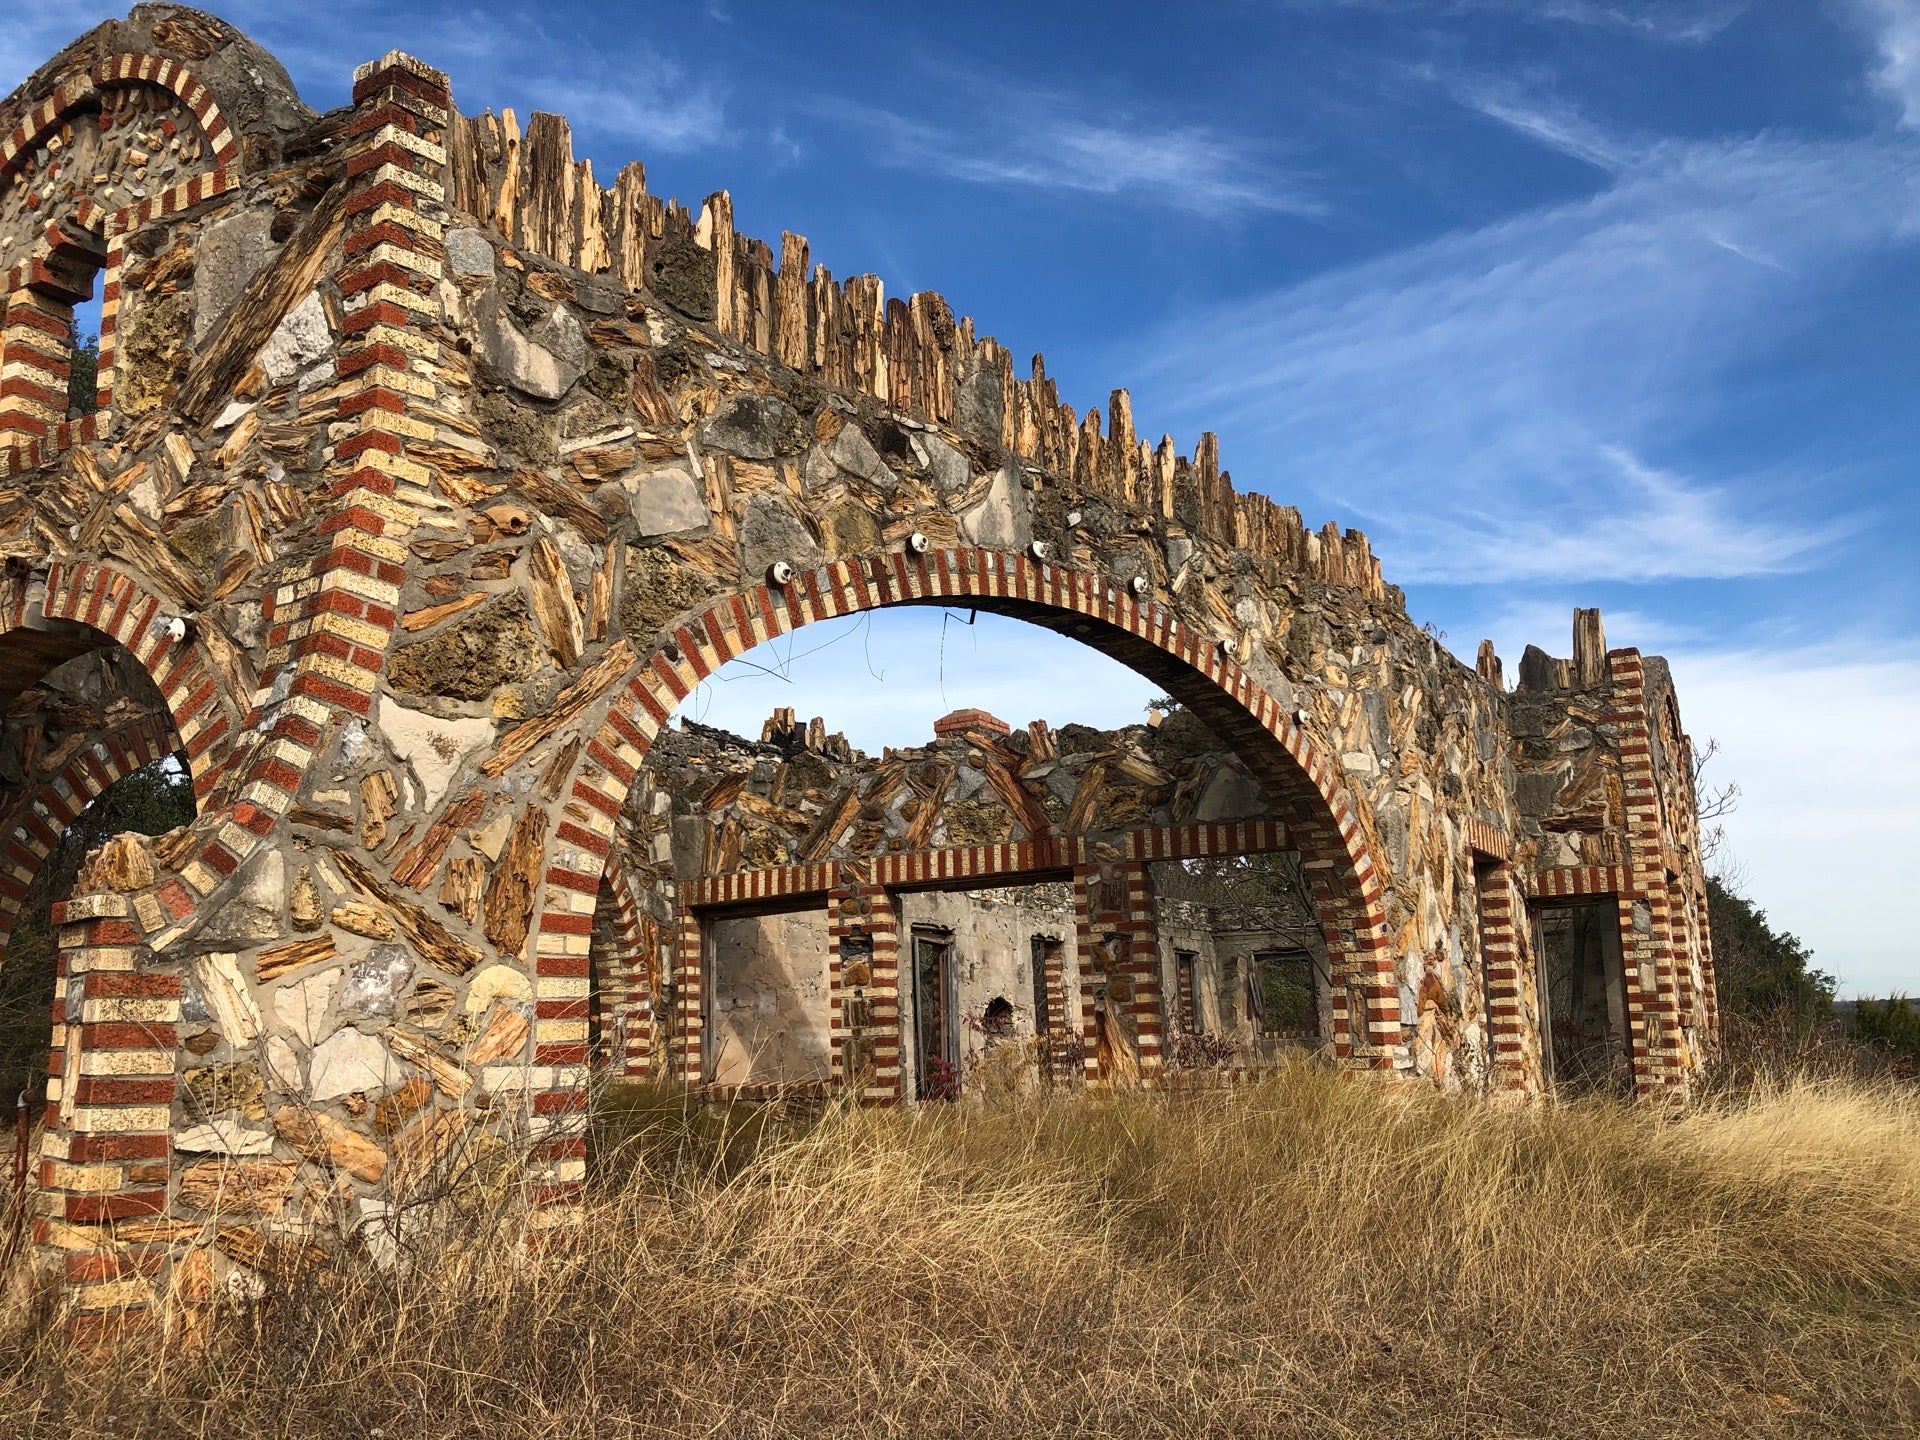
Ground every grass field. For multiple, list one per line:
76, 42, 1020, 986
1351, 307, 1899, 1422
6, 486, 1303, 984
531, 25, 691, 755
3, 1059, 1916, 1438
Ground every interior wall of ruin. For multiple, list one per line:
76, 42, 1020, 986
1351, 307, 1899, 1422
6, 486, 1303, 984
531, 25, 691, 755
895, 883, 1075, 1099
705, 907, 832, 1086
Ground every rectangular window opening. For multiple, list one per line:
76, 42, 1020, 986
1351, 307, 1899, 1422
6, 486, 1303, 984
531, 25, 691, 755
1250, 948, 1317, 1039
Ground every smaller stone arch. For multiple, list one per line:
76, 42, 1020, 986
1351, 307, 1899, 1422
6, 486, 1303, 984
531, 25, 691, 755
0, 704, 179, 957
0, 52, 243, 468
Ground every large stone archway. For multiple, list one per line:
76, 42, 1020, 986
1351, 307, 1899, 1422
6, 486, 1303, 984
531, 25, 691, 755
0, 11, 1717, 1326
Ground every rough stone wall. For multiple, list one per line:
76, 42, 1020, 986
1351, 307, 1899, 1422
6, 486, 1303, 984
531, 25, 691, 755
1508, 612, 1713, 1090
0, 9, 1718, 1323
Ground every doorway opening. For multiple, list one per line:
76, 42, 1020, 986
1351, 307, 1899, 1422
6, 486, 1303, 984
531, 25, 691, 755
911, 927, 958, 1101
1536, 899, 1630, 1095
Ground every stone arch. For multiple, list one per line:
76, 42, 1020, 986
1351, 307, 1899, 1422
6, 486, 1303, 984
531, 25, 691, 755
589, 852, 659, 1080
0, 706, 179, 958
543, 549, 1398, 1135
0, 52, 242, 468
0, 556, 241, 955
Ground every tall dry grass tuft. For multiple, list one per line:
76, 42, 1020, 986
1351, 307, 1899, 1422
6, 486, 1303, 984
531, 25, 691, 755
3, 1061, 1916, 1438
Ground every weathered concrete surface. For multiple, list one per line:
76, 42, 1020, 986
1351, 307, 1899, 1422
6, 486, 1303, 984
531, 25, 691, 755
707, 909, 832, 1086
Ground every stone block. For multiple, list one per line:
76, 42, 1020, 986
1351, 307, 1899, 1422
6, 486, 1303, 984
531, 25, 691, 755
622, 465, 710, 539
309, 1029, 401, 1102
444, 227, 496, 281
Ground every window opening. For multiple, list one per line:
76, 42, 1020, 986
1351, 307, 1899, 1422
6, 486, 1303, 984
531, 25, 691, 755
1250, 948, 1317, 1038
1175, 949, 1202, 1035
1029, 935, 1056, 1040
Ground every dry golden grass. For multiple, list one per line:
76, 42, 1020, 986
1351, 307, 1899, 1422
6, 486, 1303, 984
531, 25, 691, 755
3, 1060, 1917, 1438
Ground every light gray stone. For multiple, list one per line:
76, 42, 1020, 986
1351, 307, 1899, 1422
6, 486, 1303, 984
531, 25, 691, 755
264, 1035, 302, 1092
309, 1028, 400, 1102
740, 496, 822, 582
920, 433, 971, 495
198, 852, 286, 944
338, 718, 369, 768
955, 365, 1004, 446
478, 296, 585, 401
274, 966, 342, 1048
193, 208, 277, 342
355, 1198, 400, 1271
530, 303, 587, 375
339, 945, 415, 1021
814, 419, 894, 490
376, 695, 496, 812
960, 462, 1031, 551
622, 466, 709, 539
444, 227, 496, 281
260, 291, 332, 386
1194, 765, 1266, 823
174, 1120, 275, 1156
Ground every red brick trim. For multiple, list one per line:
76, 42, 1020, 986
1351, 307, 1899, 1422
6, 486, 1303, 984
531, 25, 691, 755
682, 818, 1295, 910
1530, 864, 1632, 900
590, 861, 656, 1078
1463, 818, 1510, 861
1474, 859, 1536, 1091
1604, 650, 1686, 1097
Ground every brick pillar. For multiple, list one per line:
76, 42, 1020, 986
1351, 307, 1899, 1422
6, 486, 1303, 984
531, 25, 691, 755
34, 893, 179, 1328
94, 231, 123, 417
1606, 650, 1686, 1097
1068, 866, 1102, 1084
0, 287, 72, 457
669, 908, 703, 1082
828, 867, 900, 1104
1041, 939, 1074, 1086
1071, 860, 1161, 1082
1474, 859, 1536, 1091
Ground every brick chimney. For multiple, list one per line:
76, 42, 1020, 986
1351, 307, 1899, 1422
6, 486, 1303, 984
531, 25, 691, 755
933, 707, 1010, 738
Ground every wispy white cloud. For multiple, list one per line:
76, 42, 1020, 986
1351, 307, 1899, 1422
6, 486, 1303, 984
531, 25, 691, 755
807, 85, 1320, 219
1528, 0, 1750, 43
1126, 124, 1920, 585
1436, 69, 1647, 172
536, 74, 727, 155
1284, 0, 1749, 45
1850, 0, 1920, 128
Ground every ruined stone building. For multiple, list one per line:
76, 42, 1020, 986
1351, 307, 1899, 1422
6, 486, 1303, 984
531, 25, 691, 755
0, 8, 1713, 1322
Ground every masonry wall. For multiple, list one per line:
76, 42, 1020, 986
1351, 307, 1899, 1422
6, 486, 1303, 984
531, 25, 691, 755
0, 7, 1716, 1323
895, 883, 1075, 1099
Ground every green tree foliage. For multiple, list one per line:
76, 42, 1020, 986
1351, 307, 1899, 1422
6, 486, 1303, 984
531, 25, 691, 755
66, 318, 99, 417
0, 756, 194, 1103
1707, 875, 1834, 1031
1852, 996, 1919, 1076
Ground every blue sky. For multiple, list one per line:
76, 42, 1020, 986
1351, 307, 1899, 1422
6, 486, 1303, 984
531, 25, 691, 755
6, 2, 1916, 994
